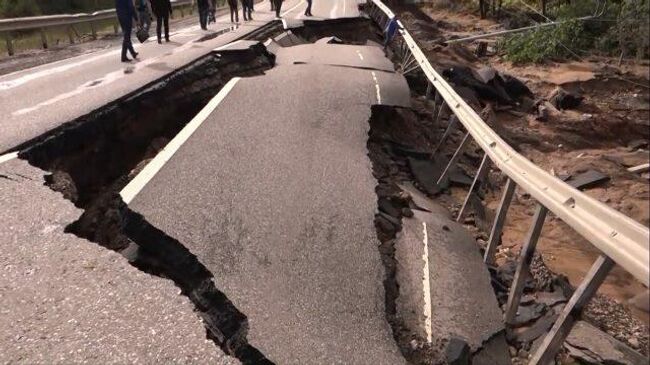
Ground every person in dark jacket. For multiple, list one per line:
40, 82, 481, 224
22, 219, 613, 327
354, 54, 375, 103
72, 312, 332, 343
197, 0, 210, 30
150, 0, 172, 43
240, 0, 252, 21
226, 0, 238, 23
115, 0, 138, 62
272, 0, 283, 17
304, 0, 312, 16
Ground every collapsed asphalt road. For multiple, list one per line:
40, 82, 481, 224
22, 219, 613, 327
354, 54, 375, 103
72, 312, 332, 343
1, 13, 509, 365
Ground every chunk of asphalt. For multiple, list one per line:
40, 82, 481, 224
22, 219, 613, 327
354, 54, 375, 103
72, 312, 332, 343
449, 169, 473, 187
565, 321, 647, 365
407, 157, 446, 195
509, 311, 559, 343
446, 337, 470, 365
398, 182, 451, 218
394, 208, 510, 363
511, 303, 547, 327
567, 169, 610, 190
378, 197, 401, 218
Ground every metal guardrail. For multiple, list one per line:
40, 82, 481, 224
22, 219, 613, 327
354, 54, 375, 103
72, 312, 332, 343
365, 1, 649, 364
0, 0, 193, 55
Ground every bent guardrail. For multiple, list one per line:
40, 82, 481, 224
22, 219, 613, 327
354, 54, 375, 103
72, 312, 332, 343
365, 1, 649, 364
0, 0, 193, 55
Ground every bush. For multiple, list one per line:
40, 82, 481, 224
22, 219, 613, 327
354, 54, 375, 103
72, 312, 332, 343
502, 18, 587, 63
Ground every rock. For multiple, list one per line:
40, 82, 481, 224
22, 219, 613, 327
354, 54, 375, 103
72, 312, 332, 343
628, 290, 650, 313
446, 337, 470, 365
628, 139, 649, 151
500, 72, 533, 100
401, 207, 414, 218
603, 150, 650, 168
548, 87, 583, 110
378, 197, 401, 218
407, 157, 444, 196
512, 303, 547, 327
474, 66, 497, 84
566, 169, 610, 190
536, 104, 549, 122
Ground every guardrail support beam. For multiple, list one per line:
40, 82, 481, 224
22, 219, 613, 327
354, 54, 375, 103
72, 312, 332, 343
484, 177, 516, 265
431, 112, 455, 157
529, 255, 614, 365
90, 22, 97, 40
67, 26, 75, 44
456, 153, 490, 223
39, 28, 48, 49
504, 204, 548, 324
5, 33, 14, 56
437, 131, 471, 185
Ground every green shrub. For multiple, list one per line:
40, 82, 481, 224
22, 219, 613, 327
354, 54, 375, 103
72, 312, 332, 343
0, 0, 41, 18
502, 18, 587, 63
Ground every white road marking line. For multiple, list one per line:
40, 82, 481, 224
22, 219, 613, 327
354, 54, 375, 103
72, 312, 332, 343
356, 50, 364, 61
371, 71, 382, 104
214, 39, 245, 51
421, 221, 433, 343
0, 151, 19, 165
120, 77, 240, 204
281, 0, 305, 16
343, 0, 347, 16
282, 18, 288, 29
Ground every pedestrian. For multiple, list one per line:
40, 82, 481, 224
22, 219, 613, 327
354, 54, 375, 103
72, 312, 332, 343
270, 0, 274, 12
304, 0, 312, 16
150, 0, 172, 43
135, 0, 153, 32
272, 0, 283, 17
116, 0, 139, 62
240, 0, 252, 21
197, 0, 210, 30
227, 0, 238, 23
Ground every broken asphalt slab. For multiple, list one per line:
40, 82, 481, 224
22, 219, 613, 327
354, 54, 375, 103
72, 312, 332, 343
394, 208, 511, 365
124, 61, 411, 363
0, 159, 236, 364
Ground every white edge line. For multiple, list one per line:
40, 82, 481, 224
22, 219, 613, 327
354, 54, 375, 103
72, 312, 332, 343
281, 0, 305, 17
214, 39, 245, 52
282, 19, 288, 29
0, 151, 19, 165
120, 77, 241, 204
421, 221, 433, 343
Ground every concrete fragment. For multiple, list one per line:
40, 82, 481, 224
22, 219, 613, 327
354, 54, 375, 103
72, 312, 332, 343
548, 87, 583, 110
398, 182, 451, 218
446, 337, 471, 365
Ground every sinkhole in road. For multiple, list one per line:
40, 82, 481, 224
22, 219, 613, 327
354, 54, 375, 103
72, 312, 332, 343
17, 17, 391, 364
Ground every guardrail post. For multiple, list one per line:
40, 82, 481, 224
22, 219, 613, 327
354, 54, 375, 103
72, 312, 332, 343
90, 22, 97, 40
456, 153, 490, 222
529, 255, 614, 365
431, 111, 455, 157
114, 22, 119, 34
484, 177, 516, 265
180, 6, 185, 17
437, 131, 471, 185
39, 29, 48, 49
504, 204, 548, 324
67, 26, 75, 44
425, 82, 433, 100
4, 33, 14, 56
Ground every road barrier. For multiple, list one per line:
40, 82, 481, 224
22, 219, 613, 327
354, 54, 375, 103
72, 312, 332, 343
365, 0, 649, 363
0, 0, 198, 56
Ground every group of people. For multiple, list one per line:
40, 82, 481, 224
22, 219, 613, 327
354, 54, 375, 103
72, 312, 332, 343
115, 0, 173, 62
116, 0, 314, 62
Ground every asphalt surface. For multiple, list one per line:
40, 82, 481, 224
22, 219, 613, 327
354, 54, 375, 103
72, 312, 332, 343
124, 41, 410, 363
0, 159, 238, 364
0, 0, 361, 153
395, 208, 511, 364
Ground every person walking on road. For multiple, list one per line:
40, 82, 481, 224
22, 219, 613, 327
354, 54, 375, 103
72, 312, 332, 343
197, 0, 211, 30
116, 0, 139, 62
272, 0, 283, 17
136, 0, 153, 32
151, 0, 172, 43
226, 0, 238, 23
241, 0, 252, 21
304, 0, 312, 16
